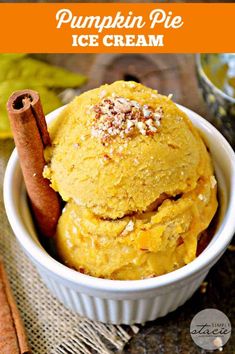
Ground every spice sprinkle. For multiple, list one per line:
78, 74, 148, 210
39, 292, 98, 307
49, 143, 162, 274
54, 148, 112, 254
91, 95, 163, 143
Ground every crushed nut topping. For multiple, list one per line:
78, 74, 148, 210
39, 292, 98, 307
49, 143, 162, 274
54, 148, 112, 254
143, 273, 156, 279
90, 96, 163, 144
121, 220, 134, 236
198, 194, 205, 201
210, 175, 217, 189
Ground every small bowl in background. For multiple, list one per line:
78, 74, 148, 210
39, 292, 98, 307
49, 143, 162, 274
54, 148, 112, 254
196, 54, 235, 149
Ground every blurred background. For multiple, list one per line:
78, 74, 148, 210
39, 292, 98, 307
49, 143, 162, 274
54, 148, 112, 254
1, 53, 235, 145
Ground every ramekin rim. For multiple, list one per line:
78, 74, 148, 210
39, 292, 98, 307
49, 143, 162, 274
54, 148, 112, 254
3, 104, 235, 293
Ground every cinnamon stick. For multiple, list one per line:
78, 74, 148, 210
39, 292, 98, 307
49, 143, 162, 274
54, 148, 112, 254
0, 259, 31, 354
7, 90, 61, 237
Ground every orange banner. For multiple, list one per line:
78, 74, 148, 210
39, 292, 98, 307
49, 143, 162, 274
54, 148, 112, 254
0, 3, 234, 53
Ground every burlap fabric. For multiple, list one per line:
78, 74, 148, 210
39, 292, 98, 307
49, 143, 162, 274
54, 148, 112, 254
0, 140, 138, 354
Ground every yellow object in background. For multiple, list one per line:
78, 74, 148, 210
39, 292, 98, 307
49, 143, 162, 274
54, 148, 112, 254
203, 53, 235, 98
0, 54, 87, 138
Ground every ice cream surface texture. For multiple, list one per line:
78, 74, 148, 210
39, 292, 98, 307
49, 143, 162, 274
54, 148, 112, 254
44, 81, 218, 280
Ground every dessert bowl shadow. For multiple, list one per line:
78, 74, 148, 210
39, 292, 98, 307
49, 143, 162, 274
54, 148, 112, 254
4, 104, 235, 325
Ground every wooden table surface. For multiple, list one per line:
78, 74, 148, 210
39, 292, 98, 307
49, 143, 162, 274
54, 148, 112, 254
37, 53, 234, 354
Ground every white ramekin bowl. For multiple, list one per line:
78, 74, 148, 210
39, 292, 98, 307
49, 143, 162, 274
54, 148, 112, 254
4, 104, 235, 325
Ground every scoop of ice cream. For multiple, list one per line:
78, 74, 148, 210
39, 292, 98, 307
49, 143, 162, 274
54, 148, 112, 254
56, 172, 217, 280
44, 81, 212, 219
44, 80, 218, 280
